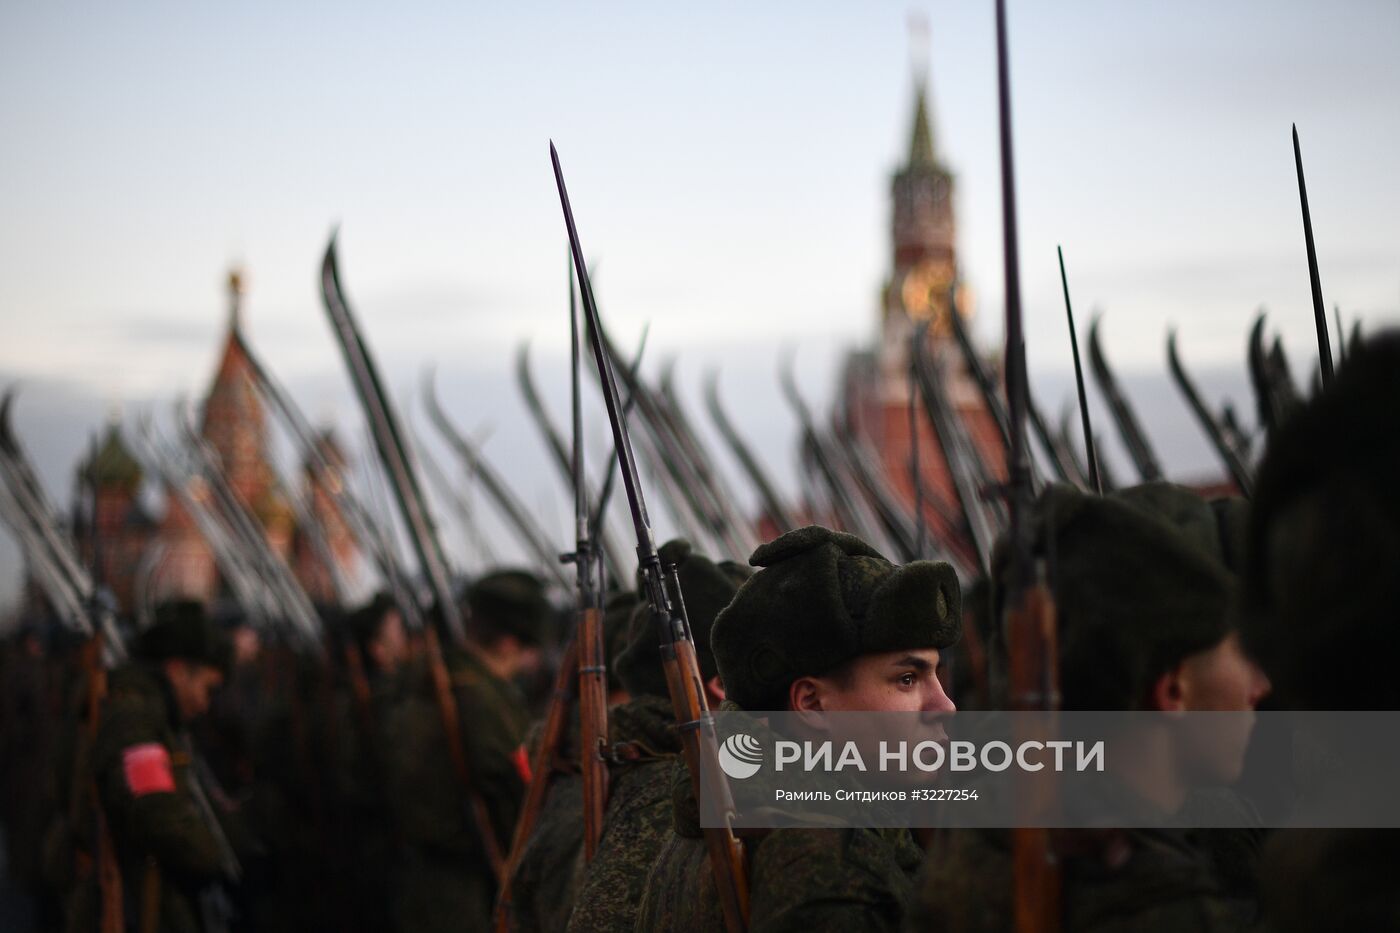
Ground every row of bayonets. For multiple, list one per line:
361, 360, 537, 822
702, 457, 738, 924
0, 258, 1348, 660
0, 189, 1347, 672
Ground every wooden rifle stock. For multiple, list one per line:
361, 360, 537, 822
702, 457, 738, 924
494, 637, 580, 932
659, 631, 750, 933
423, 627, 507, 883
1006, 575, 1061, 933
79, 632, 123, 933
577, 604, 609, 860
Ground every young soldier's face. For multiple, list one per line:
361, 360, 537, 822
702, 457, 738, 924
165, 660, 225, 723
795, 648, 956, 715
1175, 632, 1271, 714
370, 610, 409, 673
1161, 632, 1271, 785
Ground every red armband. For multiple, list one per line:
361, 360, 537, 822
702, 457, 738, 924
122, 743, 176, 797
511, 744, 532, 785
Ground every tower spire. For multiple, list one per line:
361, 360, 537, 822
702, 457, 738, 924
906, 14, 936, 170
227, 265, 246, 332
908, 86, 936, 170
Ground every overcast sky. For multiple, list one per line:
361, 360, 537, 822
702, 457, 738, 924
1, 1, 1397, 610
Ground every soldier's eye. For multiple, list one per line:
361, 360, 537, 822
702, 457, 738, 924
898, 672, 917, 687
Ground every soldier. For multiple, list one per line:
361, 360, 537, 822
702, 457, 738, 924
635, 525, 961, 931
564, 540, 747, 932
309, 596, 402, 933
348, 592, 410, 682
84, 599, 242, 933
381, 569, 548, 933
1239, 331, 1400, 932
505, 585, 638, 932
908, 482, 1271, 933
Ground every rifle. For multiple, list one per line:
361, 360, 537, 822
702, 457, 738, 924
566, 259, 611, 866
406, 415, 500, 571
130, 418, 274, 627
910, 322, 1003, 575
591, 319, 747, 559
550, 276, 613, 871
907, 354, 926, 558
174, 407, 325, 654
947, 298, 1077, 490
0, 394, 127, 662
1165, 330, 1254, 497
1053, 407, 1112, 493
837, 402, 972, 568
319, 235, 464, 645
1247, 312, 1301, 435
494, 634, 580, 932
318, 234, 505, 882
494, 258, 615, 931
1292, 125, 1334, 388
514, 342, 628, 583
582, 327, 714, 554
1334, 306, 1346, 364
1057, 249, 1102, 495
552, 141, 750, 932
422, 371, 571, 592
655, 360, 760, 552
0, 411, 131, 930
77, 456, 124, 933
234, 328, 425, 630
946, 283, 1012, 455
778, 356, 897, 556
993, 2, 1062, 931
704, 371, 797, 534
1087, 316, 1163, 482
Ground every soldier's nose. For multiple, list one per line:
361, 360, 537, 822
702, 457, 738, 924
924, 679, 956, 715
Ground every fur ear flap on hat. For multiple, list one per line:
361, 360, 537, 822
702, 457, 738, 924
865, 560, 961, 652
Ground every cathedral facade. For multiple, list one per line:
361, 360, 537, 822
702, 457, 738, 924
77, 271, 355, 621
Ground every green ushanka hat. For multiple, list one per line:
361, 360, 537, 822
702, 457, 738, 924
712, 525, 961, 712
999, 484, 1234, 711
1111, 480, 1250, 575
137, 599, 231, 674
614, 539, 745, 699
466, 569, 552, 646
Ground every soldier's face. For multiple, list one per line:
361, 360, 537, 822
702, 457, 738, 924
1173, 632, 1271, 714
165, 660, 225, 723
790, 649, 956, 783
370, 610, 409, 673
796, 648, 956, 716
1160, 632, 1271, 785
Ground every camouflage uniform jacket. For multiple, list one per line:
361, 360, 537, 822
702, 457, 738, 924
565, 693, 681, 932
380, 647, 531, 933
634, 750, 924, 932
505, 707, 585, 933
907, 824, 1251, 933
89, 665, 235, 933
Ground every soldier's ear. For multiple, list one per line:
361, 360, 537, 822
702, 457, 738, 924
704, 675, 725, 708
1149, 666, 1187, 715
789, 676, 825, 714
